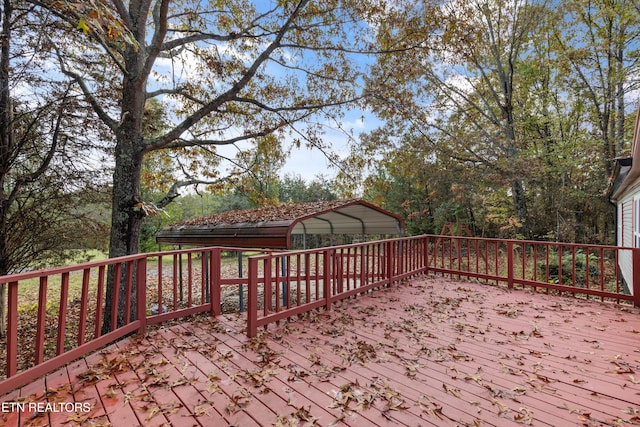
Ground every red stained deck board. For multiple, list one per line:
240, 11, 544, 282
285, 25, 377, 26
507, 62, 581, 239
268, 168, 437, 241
348, 281, 640, 420
80, 350, 142, 426
42, 365, 75, 426
1, 274, 639, 427
260, 313, 526, 426
172, 326, 344, 427
20, 377, 49, 426
212, 319, 468, 425
170, 321, 401, 427
205, 310, 513, 425
108, 339, 175, 427
63, 358, 110, 425
138, 329, 255, 426
143, 327, 270, 426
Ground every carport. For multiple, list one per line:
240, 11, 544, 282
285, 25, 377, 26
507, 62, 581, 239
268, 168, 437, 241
156, 199, 405, 249
156, 199, 405, 312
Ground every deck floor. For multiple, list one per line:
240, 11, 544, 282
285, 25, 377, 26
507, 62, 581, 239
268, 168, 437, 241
1, 275, 640, 427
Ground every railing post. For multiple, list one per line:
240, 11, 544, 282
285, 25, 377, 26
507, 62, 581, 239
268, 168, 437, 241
247, 257, 258, 337
335, 250, 343, 294
238, 251, 245, 312
136, 258, 147, 335
210, 248, 221, 316
633, 248, 640, 307
264, 256, 272, 313
386, 240, 395, 285
423, 236, 430, 273
507, 241, 514, 289
56, 272, 70, 355
324, 249, 333, 311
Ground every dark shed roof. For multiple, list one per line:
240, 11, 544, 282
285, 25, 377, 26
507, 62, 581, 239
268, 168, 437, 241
156, 199, 405, 249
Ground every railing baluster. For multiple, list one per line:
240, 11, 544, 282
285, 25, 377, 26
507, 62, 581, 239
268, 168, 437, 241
201, 252, 206, 305
275, 257, 281, 312
308, 253, 314, 301
35, 277, 47, 364
78, 268, 91, 346
136, 258, 147, 334
124, 262, 133, 324
295, 254, 301, 305
247, 257, 258, 338
324, 249, 332, 310
111, 263, 121, 332
264, 257, 272, 315
187, 253, 193, 308
95, 265, 105, 338
172, 254, 178, 311
6, 281, 18, 377
57, 272, 70, 355
157, 255, 163, 314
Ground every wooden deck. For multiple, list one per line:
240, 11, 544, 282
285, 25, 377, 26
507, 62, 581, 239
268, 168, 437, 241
1, 275, 640, 427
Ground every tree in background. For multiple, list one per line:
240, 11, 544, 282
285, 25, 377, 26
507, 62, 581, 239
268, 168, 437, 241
233, 134, 288, 207
557, 0, 640, 175
350, 0, 639, 243
367, 0, 548, 238
279, 173, 338, 203
0, 1, 109, 336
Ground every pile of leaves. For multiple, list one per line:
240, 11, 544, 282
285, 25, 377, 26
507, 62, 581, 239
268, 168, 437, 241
173, 200, 358, 226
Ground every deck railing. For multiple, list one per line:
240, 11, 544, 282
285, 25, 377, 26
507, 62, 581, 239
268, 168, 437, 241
0, 246, 267, 396
244, 235, 640, 337
246, 237, 427, 337
425, 235, 640, 302
1, 235, 638, 395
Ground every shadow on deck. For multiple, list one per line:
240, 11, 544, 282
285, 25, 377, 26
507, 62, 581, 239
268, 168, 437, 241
2, 275, 640, 427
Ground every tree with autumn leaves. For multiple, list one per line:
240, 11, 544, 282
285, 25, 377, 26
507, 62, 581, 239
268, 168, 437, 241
0, 0, 113, 336
344, 0, 640, 242
27, 0, 391, 328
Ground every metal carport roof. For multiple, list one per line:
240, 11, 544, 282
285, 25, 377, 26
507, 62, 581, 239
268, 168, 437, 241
156, 199, 405, 249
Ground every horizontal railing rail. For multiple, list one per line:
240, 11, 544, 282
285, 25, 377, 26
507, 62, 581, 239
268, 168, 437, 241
1, 235, 638, 395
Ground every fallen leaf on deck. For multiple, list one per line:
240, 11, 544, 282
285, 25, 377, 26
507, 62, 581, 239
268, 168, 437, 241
443, 383, 461, 398
226, 389, 251, 414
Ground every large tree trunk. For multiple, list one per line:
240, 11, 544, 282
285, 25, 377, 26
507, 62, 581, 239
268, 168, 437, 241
101, 138, 145, 334
101, 63, 147, 333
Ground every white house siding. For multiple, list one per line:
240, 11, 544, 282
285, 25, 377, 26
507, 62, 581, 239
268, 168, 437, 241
618, 190, 639, 293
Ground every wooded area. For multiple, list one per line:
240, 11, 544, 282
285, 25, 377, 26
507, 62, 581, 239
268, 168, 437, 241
0, 0, 638, 328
